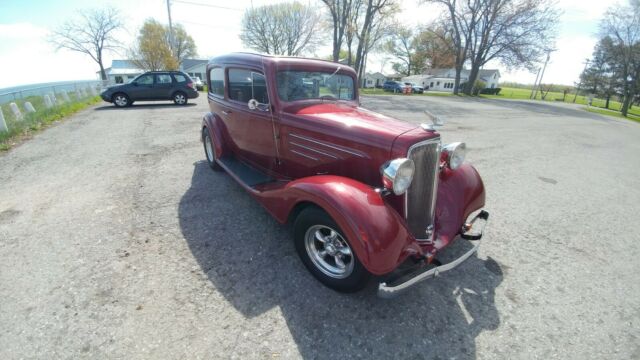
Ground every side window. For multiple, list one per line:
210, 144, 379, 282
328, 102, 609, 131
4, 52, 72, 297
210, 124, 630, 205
209, 67, 224, 97
228, 69, 252, 103
174, 74, 187, 83
156, 74, 173, 84
136, 74, 154, 85
252, 72, 269, 104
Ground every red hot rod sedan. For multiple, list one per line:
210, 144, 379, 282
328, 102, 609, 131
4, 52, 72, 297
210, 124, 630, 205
201, 53, 488, 298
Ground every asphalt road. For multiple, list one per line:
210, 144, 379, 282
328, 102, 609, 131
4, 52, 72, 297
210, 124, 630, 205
1, 94, 639, 359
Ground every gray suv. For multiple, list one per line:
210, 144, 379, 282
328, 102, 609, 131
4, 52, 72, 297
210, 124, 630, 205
101, 71, 199, 107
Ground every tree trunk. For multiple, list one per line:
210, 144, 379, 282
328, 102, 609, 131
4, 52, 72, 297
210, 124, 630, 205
464, 64, 481, 95
98, 59, 107, 81
621, 91, 633, 117
353, 1, 373, 76
605, 95, 610, 109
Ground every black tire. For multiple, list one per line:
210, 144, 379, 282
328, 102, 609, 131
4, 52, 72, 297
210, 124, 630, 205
202, 127, 222, 171
112, 93, 130, 107
294, 206, 371, 292
173, 91, 188, 105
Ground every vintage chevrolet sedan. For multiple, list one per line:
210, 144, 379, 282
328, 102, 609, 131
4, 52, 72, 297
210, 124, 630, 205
201, 53, 488, 297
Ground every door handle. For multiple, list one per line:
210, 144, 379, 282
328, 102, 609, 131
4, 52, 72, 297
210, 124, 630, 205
221, 110, 231, 116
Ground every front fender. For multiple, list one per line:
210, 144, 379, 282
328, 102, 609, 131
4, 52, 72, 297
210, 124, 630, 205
434, 163, 486, 249
260, 175, 420, 275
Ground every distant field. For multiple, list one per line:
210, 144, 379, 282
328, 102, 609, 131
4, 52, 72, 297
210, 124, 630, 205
360, 86, 639, 120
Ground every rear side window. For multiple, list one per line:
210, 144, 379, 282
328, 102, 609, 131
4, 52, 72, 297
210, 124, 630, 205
156, 74, 173, 84
209, 68, 224, 97
174, 74, 187, 83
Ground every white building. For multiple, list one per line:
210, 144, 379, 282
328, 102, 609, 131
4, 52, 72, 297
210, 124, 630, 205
182, 59, 208, 81
402, 68, 500, 92
362, 72, 387, 88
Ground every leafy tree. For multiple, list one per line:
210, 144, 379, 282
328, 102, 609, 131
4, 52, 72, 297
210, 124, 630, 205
581, 37, 620, 108
49, 7, 123, 80
240, 2, 323, 56
599, 0, 640, 117
130, 19, 197, 71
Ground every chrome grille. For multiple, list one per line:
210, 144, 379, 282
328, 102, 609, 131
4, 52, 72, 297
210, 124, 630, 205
405, 138, 441, 241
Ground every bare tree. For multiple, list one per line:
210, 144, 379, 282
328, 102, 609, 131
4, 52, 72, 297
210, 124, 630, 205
240, 2, 323, 56
322, 0, 355, 62
599, 1, 640, 116
384, 24, 420, 76
353, 0, 399, 78
49, 7, 123, 80
463, 0, 559, 95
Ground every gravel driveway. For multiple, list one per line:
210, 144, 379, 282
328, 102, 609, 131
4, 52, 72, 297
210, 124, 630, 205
1, 95, 638, 359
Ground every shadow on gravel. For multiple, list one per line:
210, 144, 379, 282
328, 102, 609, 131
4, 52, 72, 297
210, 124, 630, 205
94, 103, 197, 111
179, 161, 503, 359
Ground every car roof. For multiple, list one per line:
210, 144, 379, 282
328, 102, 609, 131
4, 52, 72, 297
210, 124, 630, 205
209, 52, 357, 76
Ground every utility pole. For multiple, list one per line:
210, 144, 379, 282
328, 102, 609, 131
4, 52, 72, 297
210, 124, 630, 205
529, 67, 541, 99
532, 52, 550, 100
166, 0, 175, 54
572, 59, 590, 103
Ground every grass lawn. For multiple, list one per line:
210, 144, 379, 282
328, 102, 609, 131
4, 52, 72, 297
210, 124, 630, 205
1, 95, 101, 151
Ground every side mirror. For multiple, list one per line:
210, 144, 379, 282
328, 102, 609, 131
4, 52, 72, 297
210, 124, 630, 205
132, 81, 138, 86
248, 99, 269, 112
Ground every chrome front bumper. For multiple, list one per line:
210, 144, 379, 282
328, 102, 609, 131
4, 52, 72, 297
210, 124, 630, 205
378, 210, 489, 299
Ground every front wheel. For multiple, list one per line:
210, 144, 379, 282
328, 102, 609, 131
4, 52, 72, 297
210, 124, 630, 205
294, 207, 371, 292
112, 93, 130, 107
173, 92, 188, 105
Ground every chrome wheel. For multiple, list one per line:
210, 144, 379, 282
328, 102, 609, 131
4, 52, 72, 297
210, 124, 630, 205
204, 133, 214, 161
174, 93, 186, 104
304, 225, 354, 279
114, 94, 128, 107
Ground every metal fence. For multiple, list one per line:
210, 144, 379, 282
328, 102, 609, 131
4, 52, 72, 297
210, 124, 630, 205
0, 80, 111, 135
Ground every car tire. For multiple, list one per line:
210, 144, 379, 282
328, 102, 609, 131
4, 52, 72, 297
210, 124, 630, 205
173, 92, 188, 105
294, 206, 371, 292
202, 127, 222, 171
112, 93, 130, 107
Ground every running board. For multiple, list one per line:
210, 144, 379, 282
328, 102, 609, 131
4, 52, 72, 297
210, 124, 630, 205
217, 156, 276, 187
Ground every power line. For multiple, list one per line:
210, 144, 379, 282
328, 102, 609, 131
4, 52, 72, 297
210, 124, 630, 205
172, 0, 244, 11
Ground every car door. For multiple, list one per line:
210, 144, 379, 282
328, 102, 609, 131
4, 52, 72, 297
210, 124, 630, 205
128, 74, 154, 100
154, 73, 174, 99
223, 67, 278, 173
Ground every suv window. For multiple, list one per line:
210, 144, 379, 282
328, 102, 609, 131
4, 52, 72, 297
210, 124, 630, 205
228, 69, 269, 104
209, 67, 224, 97
173, 74, 187, 83
136, 74, 154, 85
156, 74, 173, 84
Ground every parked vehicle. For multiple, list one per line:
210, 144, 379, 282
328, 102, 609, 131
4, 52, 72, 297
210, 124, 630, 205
192, 76, 204, 91
100, 71, 199, 107
405, 82, 424, 94
201, 53, 488, 297
382, 80, 405, 93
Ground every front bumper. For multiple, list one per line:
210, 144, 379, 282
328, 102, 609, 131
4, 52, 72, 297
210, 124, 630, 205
378, 210, 489, 298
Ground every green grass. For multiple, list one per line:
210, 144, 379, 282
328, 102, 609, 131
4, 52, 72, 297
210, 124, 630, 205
0, 94, 101, 151
585, 106, 640, 122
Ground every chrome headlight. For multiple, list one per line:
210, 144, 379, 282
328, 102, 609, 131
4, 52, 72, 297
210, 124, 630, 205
442, 142, 466, 169
380, 158, 415, 195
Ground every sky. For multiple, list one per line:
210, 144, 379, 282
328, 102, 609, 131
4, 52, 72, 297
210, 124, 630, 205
0, 0, 624, 89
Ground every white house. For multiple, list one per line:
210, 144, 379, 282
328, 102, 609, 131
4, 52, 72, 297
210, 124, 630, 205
181, 59, 208, 81
402, 68, 500, 92
99, 59, 210, 84
362, 72, 387, 88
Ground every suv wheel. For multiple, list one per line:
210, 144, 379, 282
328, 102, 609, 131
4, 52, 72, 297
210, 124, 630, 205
112, 93, 130, 107
294, 207, 371, 292
173, 92, 187, 105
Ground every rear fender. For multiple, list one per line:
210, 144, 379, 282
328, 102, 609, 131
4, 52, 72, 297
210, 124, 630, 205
434, 163, 486, 249
260, 175, 421, 275
202, 112, 228, 159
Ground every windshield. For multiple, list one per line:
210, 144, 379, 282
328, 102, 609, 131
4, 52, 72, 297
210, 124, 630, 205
276, 70, 355, 101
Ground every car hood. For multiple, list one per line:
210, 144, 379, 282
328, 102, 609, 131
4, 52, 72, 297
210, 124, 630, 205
282, 101, 418, 147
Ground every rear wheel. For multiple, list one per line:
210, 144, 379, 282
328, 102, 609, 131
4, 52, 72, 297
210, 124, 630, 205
112, 93, 130, 107
173, 92, 187, 105
294, 207, 371, 292
202, 127, 222, 171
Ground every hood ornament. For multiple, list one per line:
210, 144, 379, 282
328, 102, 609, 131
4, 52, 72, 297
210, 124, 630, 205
421, 110, 445, 131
